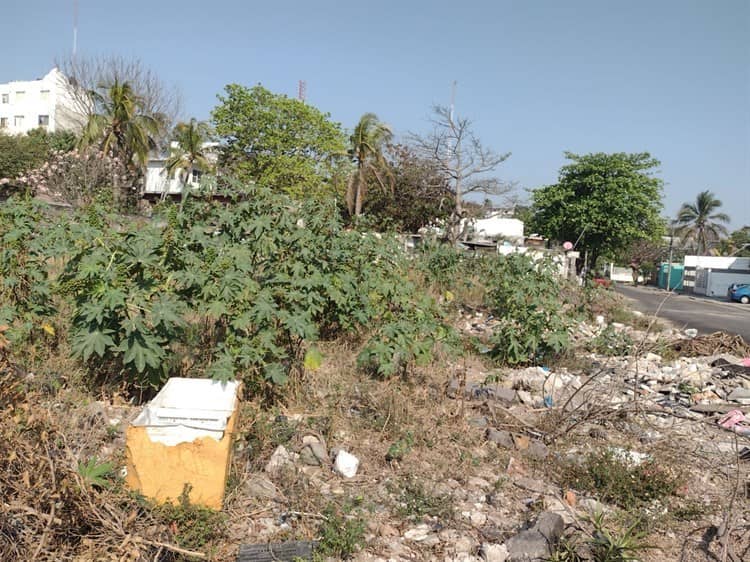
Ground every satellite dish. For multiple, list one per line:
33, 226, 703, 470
563, 241, 573, 250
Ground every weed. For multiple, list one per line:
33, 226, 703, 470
392, 478, 454, 522
558, 449, 681, 510
386, 431, 414, 462
590, 325, 633, 356
314, 503, 366, 560
76, 456, 114, 489
156, 485, 226, 552
587, 511, 655, 561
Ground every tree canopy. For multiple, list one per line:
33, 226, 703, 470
673, 190, 730, 255
346, 113, 393, 217
211, 84, 347, 199
360, 144, 453, 232
78, 79, 164, 168
0, 129, 77, 195
529, 152, 664, 265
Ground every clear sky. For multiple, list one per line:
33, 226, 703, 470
4, 0, 749, 227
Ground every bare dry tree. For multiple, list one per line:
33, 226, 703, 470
411, 105, 512, 242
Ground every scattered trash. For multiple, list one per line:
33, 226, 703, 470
717, 409, 750, 437
125, 378, 240, 508
333, 449, 359, 478
684, 328, 698, 338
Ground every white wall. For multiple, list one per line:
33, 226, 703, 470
684, 256, 750, 270
465, 215, 524, 241
0, 68, 85, 134
701, 270, 750, 297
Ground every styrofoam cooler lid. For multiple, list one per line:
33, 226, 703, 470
132, 378, 239, 431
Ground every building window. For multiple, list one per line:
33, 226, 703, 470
0, 117, 7, 129
14, 115, 24, 127
1, 93, 7, 104
40, 90, 50, 101
15, 91, 25, 101
38, 115, 49, 127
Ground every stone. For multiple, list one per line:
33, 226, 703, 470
516, 390, 534, 405
505, 512, 564, 561
526, 440, 549, 461
487, 429, 514, 449
299, 445, 321, 466
404, 523, 433, 541
333, 450, 359, 478
470, 510, 488, 527
244, 474, 281, 501
468, 477, 492, 491
469, 416, 489, 428
543, 496, 574, 525
480, 543, 509, 562
728, 387, 750, 405
265, 445, 295, 478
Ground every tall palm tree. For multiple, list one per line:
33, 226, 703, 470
78, 79, 163, 167
674, 190, 730, 255
346, 113, 393, 217
165, 119, 213, 195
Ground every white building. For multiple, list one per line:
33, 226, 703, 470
0, 68, 85, 135
143, 142, 218, 199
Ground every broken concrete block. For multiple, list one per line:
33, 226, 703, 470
333, 449, 359, 478
505, 512, 564, 561
265, 445, 295, 477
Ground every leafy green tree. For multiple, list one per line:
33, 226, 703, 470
165, 119, 214, 193
211, 84, 347, 199
673, 190, 730, 255
78, 79, 164, 167
718, 226, 750, 257
346, 113, 393, 216
362, 144, 452, 232
529, 152, 664, 266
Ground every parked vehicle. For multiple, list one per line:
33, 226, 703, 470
728, 283, 750, 304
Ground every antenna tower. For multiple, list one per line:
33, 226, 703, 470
298, 80, 307, 102
73, 0, 78, 59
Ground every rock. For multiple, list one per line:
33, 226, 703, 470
469, 510, 488, 527
469, 416, 489, 428
299, 445, 321, 466
728, 387, 750, 405
512, 477, 551, 495
493, 387, 518, 405
480, 543, 509, 562
265, 445, 295, 477
244, 474, 281, 500
333, 450, 360, 478
645, 352, 662, 362
468, 477, 492, 491
516, 390, 534, 405
404, 523, 433, 541
301, 434, 320, 445
526, 440, 549, 461
543, 496, 574, 525
505, 512, 564, 561
487, 429, 515, 449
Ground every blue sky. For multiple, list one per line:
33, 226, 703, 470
4, 0, 749, 227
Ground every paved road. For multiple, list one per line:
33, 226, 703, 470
616, 285, 750, 341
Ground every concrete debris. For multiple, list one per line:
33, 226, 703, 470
505, 512, 564, 561
333, 449, 360, 478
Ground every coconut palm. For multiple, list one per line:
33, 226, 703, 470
78, 79, 164, 167
165, 119, 213, 194
674, 190, 730, 255
346, 113, 393, 217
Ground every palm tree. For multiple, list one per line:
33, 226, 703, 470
78, 79, 163, 167
346, 113, 393, 217
165, 119, 213, 196
674, 190, 730, 255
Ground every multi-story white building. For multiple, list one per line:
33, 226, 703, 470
0, 68, 86, 135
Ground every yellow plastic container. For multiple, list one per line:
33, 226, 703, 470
125, 378, 240, 509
